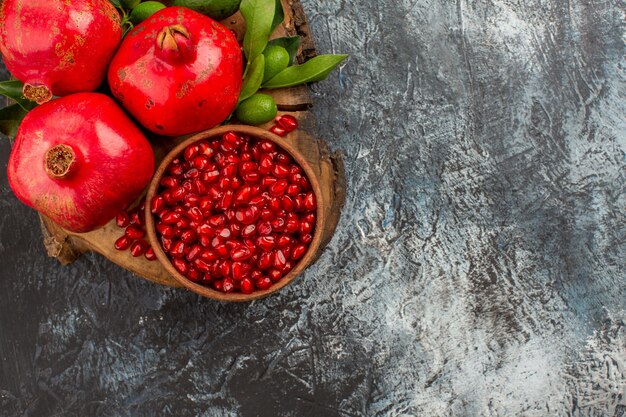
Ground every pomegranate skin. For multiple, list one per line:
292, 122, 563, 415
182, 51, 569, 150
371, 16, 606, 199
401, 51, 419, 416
108, 7, 243, 136
0, 0, 122, 103
7, 93, 155, 233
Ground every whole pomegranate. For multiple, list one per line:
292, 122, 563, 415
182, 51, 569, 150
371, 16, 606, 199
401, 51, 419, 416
108, 7, 242, 137
0, 0, 122, 104
7, 93, 155, 233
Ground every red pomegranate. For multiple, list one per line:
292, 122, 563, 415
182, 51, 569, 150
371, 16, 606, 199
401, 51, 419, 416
7, 93, 155, 233
108, 7, 242, 137
0, 0, 122, 104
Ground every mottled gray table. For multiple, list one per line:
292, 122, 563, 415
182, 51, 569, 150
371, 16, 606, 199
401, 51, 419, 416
1, 1, 624, 416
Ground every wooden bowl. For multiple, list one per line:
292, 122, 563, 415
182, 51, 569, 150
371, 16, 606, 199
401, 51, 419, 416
144, 125, 325, 301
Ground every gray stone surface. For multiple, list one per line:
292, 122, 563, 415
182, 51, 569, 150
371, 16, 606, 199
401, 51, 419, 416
0, 1, 624, 416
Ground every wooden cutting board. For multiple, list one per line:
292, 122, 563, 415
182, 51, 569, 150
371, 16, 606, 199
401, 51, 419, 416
38, 0, 346, 288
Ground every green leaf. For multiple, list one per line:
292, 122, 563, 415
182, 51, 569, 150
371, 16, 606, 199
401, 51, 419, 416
271, 0, 284, 32
267, 36, 301, 65
240, 0, 276, 63
262, 54, 348, 89
0, 80, 37, 111
239, 55, 265, 103
0, 104, 28, 138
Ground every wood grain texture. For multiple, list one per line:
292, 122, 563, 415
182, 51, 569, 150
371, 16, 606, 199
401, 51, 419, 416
0, 0, 623, 416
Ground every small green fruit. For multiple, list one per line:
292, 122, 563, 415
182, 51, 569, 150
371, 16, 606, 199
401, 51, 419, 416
171, 0, 242, 21
235, 94, 278, 126
120, 0, 141, 9
129, 1, 166, 25
262, 45, 290, 84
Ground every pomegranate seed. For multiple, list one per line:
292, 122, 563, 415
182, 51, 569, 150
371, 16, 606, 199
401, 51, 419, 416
114, 235, 132, 251
277, 235, 294, 247
270, 125, 287, 137
301, 234, 313, 244
151, 196, 165, 214
304, 192, 317, 211
222, 278, 235, 293
186, 245, 202, 261
168, 163, 184, 177
223, 131, 240, 145
170, 186, 185, 201
202, 169, 220, 183
208, 214, 227, 227
241, 277, 254, 293
218, 177, 231, 190
284, 219, 299, 233
286, 184, 301, 196
259, 154, 273, 174
256, 221, 272, 235
186, 207, 202, 222
215, 244, 230, 258
268, 269, 283, 282
130, 211, 144, 227
222, 164, 237, 177
160, 176, 179, 188
217, 227, 231, 239
260, 208, 274, 221
231, 245, 252, 261
299, 221, 313, 235
230, 222, 242, 237
194, 259, 211, 272
259, 140, 276, 153
130, 240, 148, 257
230, 177, 243, 189
239, 161, 258, 175
270, 179, 288, 196
272, 163, 290, 179
185, 168, 200, 179
116, 211, 130, 228
269, 197, 282, 212
276, 114, 298, 132
276, 152, 291, 164
220, 190, 234, 210
180, 230, 197, 243
220, 260, 232, 277
257, 236, 276, 251
199, 234, 211, 247
187, 268, 201, 282
234, 186, 253, 205
212, 279, 223, 291
300, 177, 311, 191
125, 224, 145, 240
161, 237, 174, 252
192, 179, 207, 195
184, 145, 200, 161
283, 260, 295, 273
255, 276, 272, 290
281, 195, 295, 211
192, 155, 210, 170
294, 195, 305, 211
261, 176, 278, 187
170, 241, 186, 258
242, 224, 256, 238
271, 217, 285, 231
273, 249, 287, 269
291, 244, 308, 260
232, 262, 250, 280
257, 252, 273, 270
144, 247, 157, 261
208, 186, 222, 200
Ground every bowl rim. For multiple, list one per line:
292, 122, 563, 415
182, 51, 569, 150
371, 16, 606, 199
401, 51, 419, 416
144, 124, 325, 302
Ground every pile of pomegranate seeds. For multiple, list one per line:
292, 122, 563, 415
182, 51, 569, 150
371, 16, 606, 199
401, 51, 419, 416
269, 114, 298, 137
114, 201, 157, 261
151, 131, 317, 294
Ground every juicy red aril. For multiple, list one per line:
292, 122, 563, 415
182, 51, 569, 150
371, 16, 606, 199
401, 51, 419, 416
231, 176, 243, 189
259, 141, 276, 153
291, 244, 308, 260
192, 155, 210, 170
187, 207, 203, 222
171, 187, 186, 201
274, 249, 287, 268
270, 179, 289, 196
287, 184, 301, 196
115, 235, 132, 251
217, 227, 231, 239
234, 186, 253, 205
161, 237, 174, 252
187, 268, 201, 282
151, 196, 165, 214
170, 241, 186, 258
131, 211, 144, 227
239, 161, 258, 174
194, 259, 210, 272
220, 190, 234, 210
180, 230, 197, 243
257, 221, 272, 235
231, 245, 252, 261
270, 125, 287, 137
223, 131, 240, 145
125, 224, 145, 240
186, 245, 202, 261
130, 240, 148, 257
232, 262, 250, 280
304, 192, 317, 211
255, 276, 272, 290
220, 260, 231, 277
277, 235, 294, 247
168, 163, 184, 177
222, 278, 235, 293
116, 211, 130, 228
160, 176, 179, 188
241, 277, 254, 293
276, 115, 298, 132
157, 223, 176, 239
259, 154, 273, 174
201, 249, 217, 261
184, 145, 200, 161
202, 169, 220, 183
299, 221, 313, 235
145, 247, 157, 261
272, 164, 290, 179
269, 269, 283, 282
301, 234, 313, 244
284, 218, 299, 233
257, 236, 275, 251
208, 214, 226, 227
258, 252, 273, 270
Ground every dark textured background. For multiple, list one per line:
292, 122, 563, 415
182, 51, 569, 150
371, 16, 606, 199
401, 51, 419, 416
1, 1, 625, 416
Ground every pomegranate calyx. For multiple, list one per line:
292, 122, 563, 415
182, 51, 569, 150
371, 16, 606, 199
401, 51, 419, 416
157, 24, 190, 52
23, 83, 52, 105
44, 144, 77, 179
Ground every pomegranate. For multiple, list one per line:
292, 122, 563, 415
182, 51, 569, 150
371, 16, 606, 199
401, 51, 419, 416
108, 7, 243, 136
0, 0, 122, 104
7, 93, 154, 233
150, 131, 317, 294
